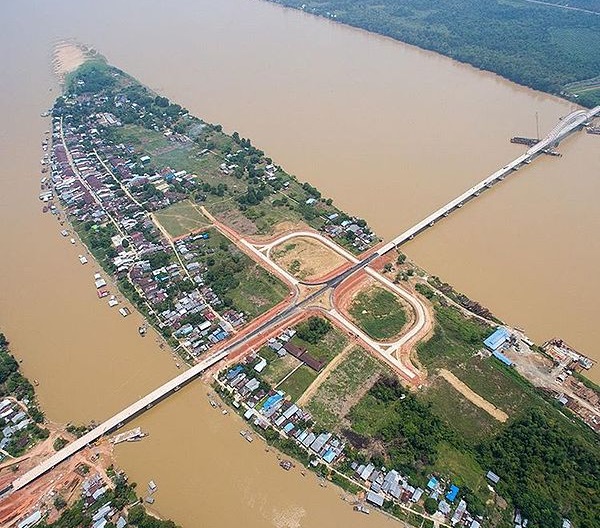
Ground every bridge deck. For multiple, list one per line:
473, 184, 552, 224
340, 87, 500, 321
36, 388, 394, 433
11, 349, 228, 491
10, 105, 599, 494
377, 106, 600, 256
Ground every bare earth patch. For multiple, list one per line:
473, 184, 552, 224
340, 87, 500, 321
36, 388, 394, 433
439, 369, 508, 422
271, 236, 348, 281
52, 41, 91, 78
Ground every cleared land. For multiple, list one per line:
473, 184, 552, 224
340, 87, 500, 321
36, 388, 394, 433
423, 377, 503, 442
259, 347, 301, 387
305, 347, 387, 429
348, 285, 408, 341
271, 236, 348, 281
153, 200, 210, 238
439, 369, 508, 422
228, 264, 289, 319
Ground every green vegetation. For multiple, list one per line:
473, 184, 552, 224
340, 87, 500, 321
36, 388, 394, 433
271, 0, 600, 107
348, 286, 407, 340
291, 320, 347, 365
277, 365, 317, 402
169, 228, 288, 319
306, 346, 386, 429
153, 199, 209, 238
479, 409, 600, 528
53, 436, 69, 451
226, 263, 289, 319
76, 221, 119, 273
417, 303, 491, 370
259, 347, 300, 386
0, 332, 45, 420
296, 316, 332, 344
422, 377, 501, 442
344, 299, 600, 525
271, 320, 348, 401
349, 376, 449, 476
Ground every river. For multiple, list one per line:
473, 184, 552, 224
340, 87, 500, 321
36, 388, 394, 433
0, 0, 598, 525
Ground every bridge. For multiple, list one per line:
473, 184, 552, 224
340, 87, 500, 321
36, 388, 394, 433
7, 106, 599, 495
376, 105, 600, 256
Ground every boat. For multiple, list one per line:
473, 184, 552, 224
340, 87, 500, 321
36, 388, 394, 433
119, 307, 131, 317
97, 290, 109, 299
240, 429, 253, 441
78, 255, 88, 265
221, 409, 228, 415
148, 480, 157, 492
33, 379, 39, 387
210, 400, 217, 408
138, 325, 147, 337
108, 296, 119, 307
354, 505, 370, 515
279, 460, 293, 471
60, 229, 68, 237
70, 238, 76, 244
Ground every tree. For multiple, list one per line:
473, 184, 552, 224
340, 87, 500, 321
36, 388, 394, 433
296, 317, 332, 344
53, 495, 67, 511
424, 497, 438, 515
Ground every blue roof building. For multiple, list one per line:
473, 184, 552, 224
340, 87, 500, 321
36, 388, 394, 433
492, 350, 513, 367
484, 328, 510, 351
427, 476, 439, 490
446, 484, 459, 502
261, 393, 283, 411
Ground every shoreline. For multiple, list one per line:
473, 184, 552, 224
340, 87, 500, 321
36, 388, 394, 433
8, 43, 600, 524
262, 0, 599, 110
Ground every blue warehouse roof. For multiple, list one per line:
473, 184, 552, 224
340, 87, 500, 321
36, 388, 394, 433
484, 327, 510, 351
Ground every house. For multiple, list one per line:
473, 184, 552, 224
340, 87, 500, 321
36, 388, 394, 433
254, 357, 267, 373
366, 491, 385, 507
486, 470, 500, 485
446, 484, 459, 502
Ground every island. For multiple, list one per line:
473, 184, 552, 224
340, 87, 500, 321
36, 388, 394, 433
5, 44, 599, 528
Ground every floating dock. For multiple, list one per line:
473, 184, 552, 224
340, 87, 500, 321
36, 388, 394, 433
111, 426, 147, 445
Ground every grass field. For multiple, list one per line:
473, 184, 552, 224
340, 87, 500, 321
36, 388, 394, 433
452, 357, 531, 417
277, 365, 317, 402
259, 347, 301, 387
228, 264, 290, 319
306, 347, 386, 429
433, 442, 490, 501
274, 324, 348, 402
115, 124, 173, 153
348, 286, 407, 340
423, 377, 502, 442
417, 303, 491, 369
153, 199, 210, 238
290, 325, 348, 365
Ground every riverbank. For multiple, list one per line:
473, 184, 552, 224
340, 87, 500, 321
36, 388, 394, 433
0, 331, 180, 528
21, 50, 598, 527
266, 0, 600, 108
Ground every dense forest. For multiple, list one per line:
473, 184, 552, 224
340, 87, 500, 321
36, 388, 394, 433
270, 0, 600, 107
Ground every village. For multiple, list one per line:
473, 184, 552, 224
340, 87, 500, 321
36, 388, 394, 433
7, 57, 597, 528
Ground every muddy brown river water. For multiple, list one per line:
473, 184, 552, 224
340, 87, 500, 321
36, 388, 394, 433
1, 0, 599, 525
